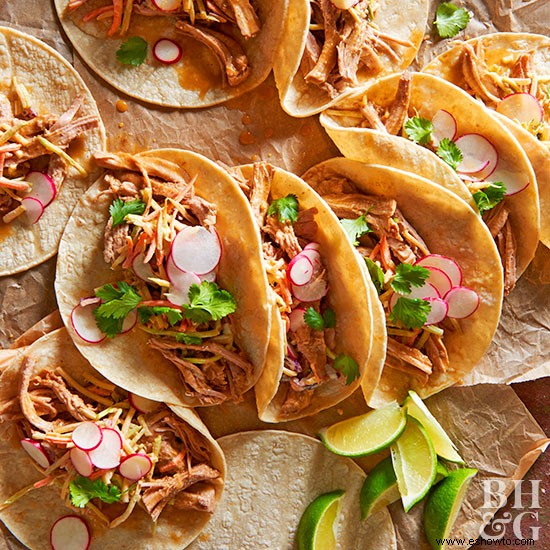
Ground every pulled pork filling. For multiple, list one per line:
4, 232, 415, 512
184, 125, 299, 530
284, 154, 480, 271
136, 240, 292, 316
301, 0, 413, 98
458, 41, 550, 142
93, 151, 254, 405
234, 162, 350, 417
306, 171, 452, 386
326, 71, 518, 295
67, 0, 261, 87
0, 359, 221, 526
0, 87, 99, 224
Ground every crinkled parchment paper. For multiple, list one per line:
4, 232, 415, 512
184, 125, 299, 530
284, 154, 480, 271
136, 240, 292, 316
0, 0, 548, 548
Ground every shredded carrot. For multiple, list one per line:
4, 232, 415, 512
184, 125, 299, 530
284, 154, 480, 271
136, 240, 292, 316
121, 235, 135, 269
379, 235, 391, 272
143, 239, 157, 264
108, 0, 123, 37
83, 5, 114, 22
33, 476, 55, 489
0, 177, 30, 191
369, 242, 380, 260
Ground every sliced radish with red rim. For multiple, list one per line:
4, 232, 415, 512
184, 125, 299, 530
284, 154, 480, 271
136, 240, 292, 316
121, 308, 138, 334
71, 300, 106, 344
153, 39, 183, 65
50, 516, 90, 550
291, 275, 328, 302
170, 226, 221, 275
128, 392, 160, 414
199, 269, 217, 282
119, 453, 152, 481
300, 248, 322, 271
455, 134, 499, 175
388, 282, 440, 311
496, 93, 543, 125
444, 286, 480, 319
132, 253, 155, 282
424, 297, 448, 325
21, 439, 50, 468
71, 422, 102, 451
287, 255, 314, 286
425, 266, 453, 298
22, 196, 44, 224
88, 428, 122, 469
416, 255, 462, 287
166, 272, 201, 306
487, 166, 529, 196
70, 448, 94, 478
288, 307, 307, 332
303, 242, 320, 252
431, 110, 457, 146
25, 171, 56, 207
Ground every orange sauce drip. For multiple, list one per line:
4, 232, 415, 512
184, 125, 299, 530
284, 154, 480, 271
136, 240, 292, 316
241, 113, 252, 125
67, 134, 86, 159
116, 99, 128, 113
239, 130, 255, 145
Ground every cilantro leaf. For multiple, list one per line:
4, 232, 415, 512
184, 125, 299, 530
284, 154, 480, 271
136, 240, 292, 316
434, 3, 470, 39
182, 281, 237, 323
323, 308, 336, 329
333, 354, 360, 385
341, 215, 372, 246
389, 297, 432, 329
436, 138, 463, 170
267, 194, 299, 223
404, 117, 433, 145
94, 282, 142, 338
472, 181, 506, 213
69, 476, 122, 508
116, 36, 148, 66
364, 257, 385, 294
390, 264, 430, 295
138, 306, 183, 326
109, 198, 146, 227
175, 332, 203, 345
304, 308, 324, 331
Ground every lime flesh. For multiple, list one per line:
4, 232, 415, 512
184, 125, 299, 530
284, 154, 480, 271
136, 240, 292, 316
296, 490, 345, 550
360, 457, 400, 519
405, 391, 464, 464
391, 416, 437, 512
319, 402, 406, 457
424, 468, 478, 549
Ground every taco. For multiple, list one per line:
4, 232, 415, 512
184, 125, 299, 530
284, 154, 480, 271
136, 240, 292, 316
0, 26, 105, 277
423, 32, 550, 250
320, 71, 540, 295
273, 0, 428, 117
302, 159, 503, 406
55, 149, 271, 407
0, 328, 225, 549
229, 162, 381, 421
54, 0, 287, 108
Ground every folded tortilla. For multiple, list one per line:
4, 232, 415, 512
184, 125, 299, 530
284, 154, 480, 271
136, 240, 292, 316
0, 26, 105, 276
303, 159, 503, 406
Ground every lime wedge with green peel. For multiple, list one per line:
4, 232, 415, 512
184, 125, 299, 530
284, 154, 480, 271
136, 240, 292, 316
424, 468, 478, 550
296, 490, 344, 550
435, 461, 449, 485
391, 416, 437, 512
360, 457, 400, 519
318, 402, 406, 457
405, 390, 464, 464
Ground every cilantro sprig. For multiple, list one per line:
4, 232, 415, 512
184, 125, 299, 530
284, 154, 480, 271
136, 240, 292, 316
472, 181, 506, 213
434, 3, 471, 39
182, 281, 237, 323
389, 297, 432, 329
303, 307, 336, 331
404, 117, 433, 145
94, 282, 142, 338
333, 354, 360, 385
138, 306, 183, 326
390, 264, 430, 295
436, 138, 463, 170
109, 198, 146, 227
116, 36, 148, 66
341, 215, 372, 246
267, 195, 299, 223
69, 476, 122, 508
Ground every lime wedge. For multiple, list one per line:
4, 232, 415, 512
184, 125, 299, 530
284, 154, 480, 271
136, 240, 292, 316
318, 402, 406, 457
360, 457, 400, 519
391, 416, 437, 512
435, 461, 449, 484
424, 468, 478, 549
296, 490, 345, 550
405, 390, 464, 464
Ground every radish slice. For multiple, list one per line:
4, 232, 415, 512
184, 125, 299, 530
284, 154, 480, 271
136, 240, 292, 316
444, 287, 480, 319
303, 242, 320, 252
22, 196, 44, 224
431, 110, 457, 146
25, 171, 56, 207
166, 273, 201, 306
166, 255, 202, 288
119, 453, 152, 481
71, 422, 102, 451
291, 276, 328, 302
71, 301, 106, 344
455, 134, 499, 175
121, 308, 138, 334
289, 307, 307, 332
50, 516, 90, 550
487, 166, 529, 196
425, 266, 453, 298
88, 428, 122, 469
416, 255, 462, 287
300, 248, 322, 271
128, 393, 160, 414
388, 282, 440, 311
132, 253, 155, 282
151, 0, 182, 11
496, 93, 543, 125
424, 297, 449, 325
288, 255, 314, 286
21, 439, 50, 468
171, 226, 221, 275
70, 448, 94, 478
153, 39, 183, 65
199, 269, 217, 282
